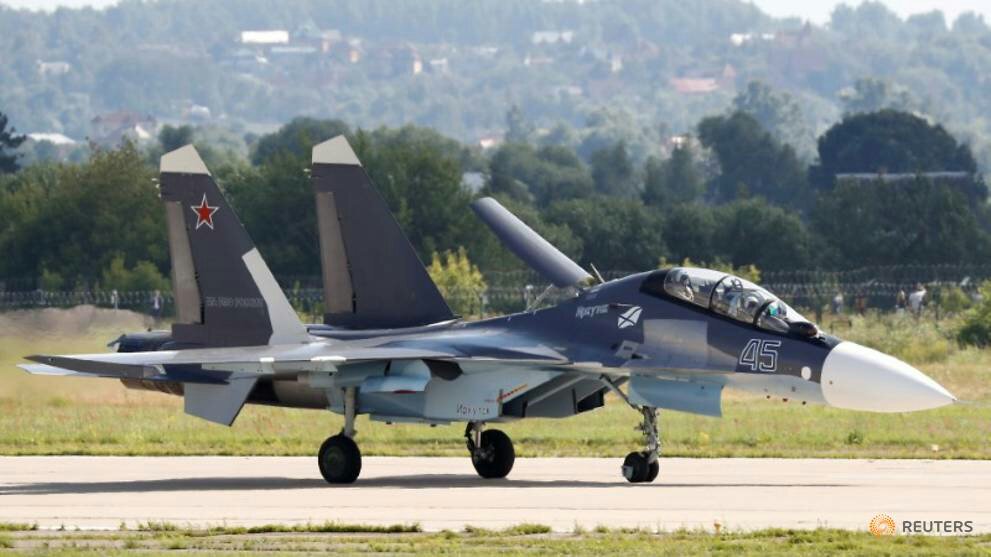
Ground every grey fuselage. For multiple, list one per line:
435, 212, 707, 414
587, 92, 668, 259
120, 270, 837, 422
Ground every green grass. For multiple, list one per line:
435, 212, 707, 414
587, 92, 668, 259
1, 311, 990, 459
0, 523, 38, 532
0, 527, 989, 555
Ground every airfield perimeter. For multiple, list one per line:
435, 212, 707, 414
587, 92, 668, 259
1, 456, 989, 533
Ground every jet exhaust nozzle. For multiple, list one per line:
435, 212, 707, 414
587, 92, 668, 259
820, 342, 956, 413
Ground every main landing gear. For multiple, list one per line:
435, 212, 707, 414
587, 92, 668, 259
601, 377, 660, 483
318, 387, 362, 484
466, 422, 515, 479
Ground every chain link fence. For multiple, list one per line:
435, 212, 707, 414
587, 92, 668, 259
2, 265, 990, 319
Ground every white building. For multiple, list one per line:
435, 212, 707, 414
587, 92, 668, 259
241, 30, 290, 45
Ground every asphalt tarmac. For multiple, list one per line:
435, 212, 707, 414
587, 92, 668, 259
0, 456, 988, 533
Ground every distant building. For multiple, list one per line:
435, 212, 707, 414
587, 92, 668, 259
346, 40, 363, 63
470, 46, 500, 58
294, 24, 343, 53
365, 44, 422, 78
240, 30, 290, 45
478, 135, 503, 150
729, 32, 775, 46
36, 60, 71, 76
609, 53, 623, 73
183, 104, 212, 121
670, 77, 720, 94
552, 85, 583, 97
524, 55, 554, 67
671, 64, 736, 95
91, 111, 157, 145
428, 58, 450, 74
835, 171, 973, 183
531, 30, 575, 45
270, 46, 318, 57
26, 133, 77, 145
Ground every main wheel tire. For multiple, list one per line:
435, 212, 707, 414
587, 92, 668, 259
646, 458, 659, 482
471, 429, 515, 479
622, 451, 649, 483
318, 435, 361, 484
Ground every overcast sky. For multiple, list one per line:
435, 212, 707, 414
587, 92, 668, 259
1, 0, 989, 26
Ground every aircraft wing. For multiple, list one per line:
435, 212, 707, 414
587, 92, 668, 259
21, 340, 570, 380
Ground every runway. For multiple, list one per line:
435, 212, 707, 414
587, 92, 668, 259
1, 457, 989, 533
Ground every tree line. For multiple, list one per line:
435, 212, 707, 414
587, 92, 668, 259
4, 1, 991, 173
0, 104, 988, 293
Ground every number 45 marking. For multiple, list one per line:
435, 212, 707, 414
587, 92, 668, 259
739, 339, 781, 372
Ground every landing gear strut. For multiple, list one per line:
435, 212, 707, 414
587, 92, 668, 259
601, 376, 660, 483
622, 407, 659, 483
318, 387, 362, 484
466, 422, 515, 479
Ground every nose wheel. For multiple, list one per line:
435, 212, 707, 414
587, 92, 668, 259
621, 407, 660, 483
466, 422, 515, 479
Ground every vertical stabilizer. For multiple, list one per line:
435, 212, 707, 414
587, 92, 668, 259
160, 145, 309, 347
311, 136, 455, 329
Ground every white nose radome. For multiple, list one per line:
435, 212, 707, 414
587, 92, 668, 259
821, 342, 956, 413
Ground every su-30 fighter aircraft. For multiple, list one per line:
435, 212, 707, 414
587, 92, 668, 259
21, 138, 957, 484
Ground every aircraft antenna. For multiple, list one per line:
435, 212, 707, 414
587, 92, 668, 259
589, 263, 605, 284
525, 284, 556, 313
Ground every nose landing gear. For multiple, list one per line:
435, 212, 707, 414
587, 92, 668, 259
466, 422, 515, 479
622, 407, 659, 483
600, 376, 661, 483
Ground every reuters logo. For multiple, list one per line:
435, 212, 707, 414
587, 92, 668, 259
869, 514, 897, 536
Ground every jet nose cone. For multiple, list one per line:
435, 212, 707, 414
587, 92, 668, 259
821, 342, 956, 413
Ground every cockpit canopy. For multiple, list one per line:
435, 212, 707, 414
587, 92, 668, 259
644, 267, 816, 336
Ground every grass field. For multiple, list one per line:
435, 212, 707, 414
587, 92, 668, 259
1, 308, 989, 459
0, 522, 988, 555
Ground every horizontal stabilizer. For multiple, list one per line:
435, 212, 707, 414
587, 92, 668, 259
25, 354, 160, 380
18, 364, 92, 378
471, 197, 592, 288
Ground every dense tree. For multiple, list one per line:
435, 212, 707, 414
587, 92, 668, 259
251, 117, 351, 166
732, 81, 812, 159
158, 125, 195, 153
661, 203, 717, 264
643, 144, 704, 206
487, 143, 594, 207
589, 141, 639, 198
0, 143, 165, 284
504, 106, 533, 144
223, 155, 319, 277
698, 112, 810, 208
547, 196, 666, 271
839, 78, 921, 117
811, 110, 985, 200
0, 112, 25, 174
712, 199, 815, 271
813, 177, 991, 268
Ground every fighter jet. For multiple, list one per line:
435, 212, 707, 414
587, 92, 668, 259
20, 138, 956, 484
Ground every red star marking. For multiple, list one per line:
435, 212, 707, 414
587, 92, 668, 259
191, 193, 219, 230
